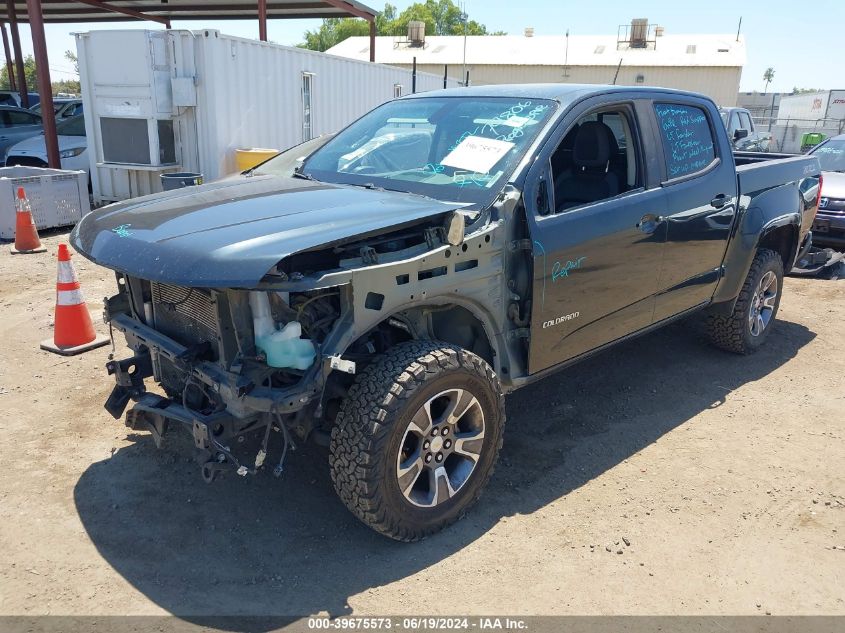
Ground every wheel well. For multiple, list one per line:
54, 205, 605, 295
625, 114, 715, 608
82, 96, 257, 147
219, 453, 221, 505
425, 305, 495, 366
758, 224, 797, 270
348, 304, 496, 367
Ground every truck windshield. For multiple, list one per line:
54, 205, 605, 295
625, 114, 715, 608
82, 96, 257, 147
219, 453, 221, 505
811, 139, 845, 172
301, 96, 557, 205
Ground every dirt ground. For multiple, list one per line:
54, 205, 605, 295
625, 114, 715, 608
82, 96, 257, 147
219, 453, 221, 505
1, 229, 843, 620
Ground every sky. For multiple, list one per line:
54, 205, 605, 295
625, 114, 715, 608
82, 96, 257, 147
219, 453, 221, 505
11, 0, 845, 93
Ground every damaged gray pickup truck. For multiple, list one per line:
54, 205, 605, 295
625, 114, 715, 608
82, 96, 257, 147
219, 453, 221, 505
72, 85, 821, 540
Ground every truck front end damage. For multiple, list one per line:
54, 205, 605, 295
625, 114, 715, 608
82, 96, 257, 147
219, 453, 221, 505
67, 173, 509, 480
83, 185, 513, 482
102, 276, 347, 480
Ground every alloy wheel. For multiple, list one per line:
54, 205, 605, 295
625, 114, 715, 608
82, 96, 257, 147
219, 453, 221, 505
396, 388, 485, 508
748, 270, 778, 337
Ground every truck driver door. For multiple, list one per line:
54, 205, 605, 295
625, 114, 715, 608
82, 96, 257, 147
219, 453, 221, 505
524, 99, 668, 374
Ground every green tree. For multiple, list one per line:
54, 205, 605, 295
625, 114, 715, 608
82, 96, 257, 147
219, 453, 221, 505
393, 0, 493, 36
0, 52, 81, 96
301, 3, 398, 52
299, 1, 503, 52
64, 50, 79, 74
791, 87, 819, 94
0, 54, 37, 92
762, 67, 775, 95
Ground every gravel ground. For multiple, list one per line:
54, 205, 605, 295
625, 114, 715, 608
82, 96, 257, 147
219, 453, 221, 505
0, 229, 843, 620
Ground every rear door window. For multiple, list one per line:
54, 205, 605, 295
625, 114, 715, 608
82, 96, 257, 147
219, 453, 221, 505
5, 110, 40, 126
653, 103, 717, 180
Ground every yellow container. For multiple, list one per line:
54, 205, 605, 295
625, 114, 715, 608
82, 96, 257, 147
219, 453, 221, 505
235, 148, 280, 171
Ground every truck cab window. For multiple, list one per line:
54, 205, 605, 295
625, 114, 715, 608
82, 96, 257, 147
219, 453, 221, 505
550, 108, 641, 212
654, 103, 717, 179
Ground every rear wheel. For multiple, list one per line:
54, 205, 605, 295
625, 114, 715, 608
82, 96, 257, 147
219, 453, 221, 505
706, 248, 784, 354
329, 341, 504, 541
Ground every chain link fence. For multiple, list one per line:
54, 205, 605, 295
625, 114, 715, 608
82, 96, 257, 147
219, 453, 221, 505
752, 117, 845, 154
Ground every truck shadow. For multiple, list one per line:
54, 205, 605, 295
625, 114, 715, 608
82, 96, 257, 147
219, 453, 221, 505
73, 318, 814, 626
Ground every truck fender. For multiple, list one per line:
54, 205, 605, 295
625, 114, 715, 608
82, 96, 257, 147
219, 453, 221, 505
711, 184, 801, 311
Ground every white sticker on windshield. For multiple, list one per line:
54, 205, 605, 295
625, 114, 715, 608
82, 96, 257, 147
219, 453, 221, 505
441, 136, 515, 174
502, 115, 531, 128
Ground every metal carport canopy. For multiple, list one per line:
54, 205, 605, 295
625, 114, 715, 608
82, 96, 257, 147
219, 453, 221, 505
0, 0, 377, 168
0, 0, 377, 23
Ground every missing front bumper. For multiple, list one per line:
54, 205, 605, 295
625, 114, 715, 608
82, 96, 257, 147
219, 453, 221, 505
106, 313, 321, 419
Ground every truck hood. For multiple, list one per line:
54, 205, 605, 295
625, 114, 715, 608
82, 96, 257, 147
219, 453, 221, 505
821, 171, 845, 200
71, 174, 465, 287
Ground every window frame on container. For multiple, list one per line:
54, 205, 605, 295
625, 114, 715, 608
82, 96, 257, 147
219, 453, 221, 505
301, 72, 315, 142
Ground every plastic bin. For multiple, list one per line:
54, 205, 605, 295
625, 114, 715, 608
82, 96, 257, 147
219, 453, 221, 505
160, 172, 204, 191
800, 132, 827, 152
0, 166, 90, 240
235, 148, 280, 172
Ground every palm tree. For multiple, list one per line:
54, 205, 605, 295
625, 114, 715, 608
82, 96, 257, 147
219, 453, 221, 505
763, 67, 775, 95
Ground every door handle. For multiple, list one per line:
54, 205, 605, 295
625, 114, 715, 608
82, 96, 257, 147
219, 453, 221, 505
710, 194, 729, 209
637, 214, 665, 233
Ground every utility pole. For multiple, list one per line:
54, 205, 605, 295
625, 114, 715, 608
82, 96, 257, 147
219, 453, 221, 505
461, 4, 468, 86
563, 29, 570, 78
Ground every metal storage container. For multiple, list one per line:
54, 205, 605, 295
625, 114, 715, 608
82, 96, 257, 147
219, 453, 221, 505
76, 29, 460, 204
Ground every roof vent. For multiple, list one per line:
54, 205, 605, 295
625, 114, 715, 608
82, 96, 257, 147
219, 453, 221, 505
524, 27, 534, 37
617, 18, 656, 50
407, 21, 426, 47
630, 18, 648, 47
686, 44, 696, 54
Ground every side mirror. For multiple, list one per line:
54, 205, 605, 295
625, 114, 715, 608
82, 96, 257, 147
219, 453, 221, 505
444, 210, 465, 246
734, 128, 749, 141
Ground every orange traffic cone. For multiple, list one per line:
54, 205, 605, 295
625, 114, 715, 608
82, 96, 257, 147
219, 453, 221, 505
10, 186, 46, 254
40, 244, 109, 356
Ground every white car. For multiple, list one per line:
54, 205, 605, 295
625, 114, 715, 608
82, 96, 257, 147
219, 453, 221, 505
4, 114, 88, 176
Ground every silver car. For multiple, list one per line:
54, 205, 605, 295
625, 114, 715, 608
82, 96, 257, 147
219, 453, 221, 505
808, 133, 845, 248
0, 106, 42, 157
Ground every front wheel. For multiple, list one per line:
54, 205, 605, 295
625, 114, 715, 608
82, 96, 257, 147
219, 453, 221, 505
329, 341, 505, 541
706, 248, 784, 354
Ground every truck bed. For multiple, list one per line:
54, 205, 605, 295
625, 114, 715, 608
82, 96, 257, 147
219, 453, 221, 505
734, 152, 819, 195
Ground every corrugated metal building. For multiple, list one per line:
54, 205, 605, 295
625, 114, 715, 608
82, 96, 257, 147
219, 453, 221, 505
736, 92, 783, 118
327, 27, 746, 106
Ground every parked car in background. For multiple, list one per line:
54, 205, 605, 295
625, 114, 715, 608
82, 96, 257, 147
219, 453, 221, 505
807, 133, 845, 248
4, 114, 88, 175
0, 90, 41, 108
719, 107, 772, 152
0, 106, 42, 156
30, 98, 83, 120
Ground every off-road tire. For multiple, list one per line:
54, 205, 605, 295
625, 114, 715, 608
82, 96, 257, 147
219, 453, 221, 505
706, 248, 784, 354
329, 341, 505, 541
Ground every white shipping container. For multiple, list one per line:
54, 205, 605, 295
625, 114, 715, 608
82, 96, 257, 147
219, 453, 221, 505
827, 90, 845, 122
776, 90, 832, 124
76, 29, 460, 204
